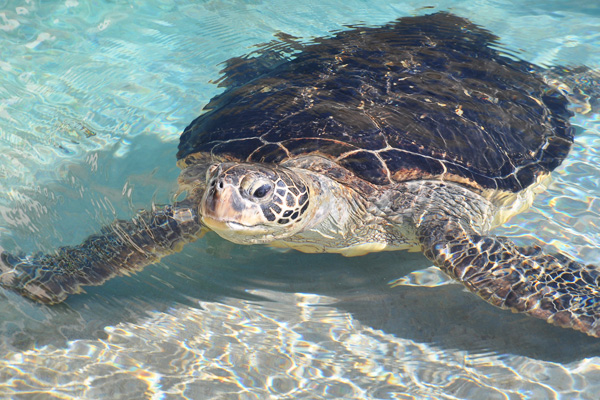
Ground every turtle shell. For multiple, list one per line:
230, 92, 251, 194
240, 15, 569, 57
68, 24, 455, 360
177, 12, 574, 193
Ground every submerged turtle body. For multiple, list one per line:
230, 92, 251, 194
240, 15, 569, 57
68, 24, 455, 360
2, 13, 600, 338
177, 12, 575, 241
178, 12, 575, 253
178, 13, 573, 196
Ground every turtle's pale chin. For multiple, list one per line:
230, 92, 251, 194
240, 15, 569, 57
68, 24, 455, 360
201, 215, 288, 244
201, 215, 270, 236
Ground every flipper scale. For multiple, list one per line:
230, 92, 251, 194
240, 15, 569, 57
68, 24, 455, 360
420, 223, 600, 337
0, 204, 202, 304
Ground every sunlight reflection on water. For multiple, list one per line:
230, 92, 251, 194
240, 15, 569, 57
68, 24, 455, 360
2, 291, 600, 399
0, 0, 600, 398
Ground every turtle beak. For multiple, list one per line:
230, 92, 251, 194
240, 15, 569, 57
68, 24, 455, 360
201, 175, 243, 220
200, 173, 266, 233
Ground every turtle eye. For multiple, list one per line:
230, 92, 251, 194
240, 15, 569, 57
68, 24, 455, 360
252, 183, 272, 199
241, 175, 274, 200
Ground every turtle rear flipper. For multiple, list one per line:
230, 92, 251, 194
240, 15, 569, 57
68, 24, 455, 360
418, 220, 600, 337
544, 65, 600, 115
213, 32, 304, 90
0, 203, 202, 304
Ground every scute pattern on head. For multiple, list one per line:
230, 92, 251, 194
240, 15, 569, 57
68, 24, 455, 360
200, 162, 315, 243
261, 169, 310, 225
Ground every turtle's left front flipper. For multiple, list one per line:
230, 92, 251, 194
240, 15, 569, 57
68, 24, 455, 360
418, 220, 600, 337
0, 203, 203, 304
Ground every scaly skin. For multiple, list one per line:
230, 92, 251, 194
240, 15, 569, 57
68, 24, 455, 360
0, 203, 202, 304
406, 181, 600, 337
418, 219, 600, 337
3, 164, 600, 339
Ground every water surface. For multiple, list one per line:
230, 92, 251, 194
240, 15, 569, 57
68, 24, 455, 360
1, 0, 600, 398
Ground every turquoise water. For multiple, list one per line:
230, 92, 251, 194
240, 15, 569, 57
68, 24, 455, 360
0, 0, 600, 398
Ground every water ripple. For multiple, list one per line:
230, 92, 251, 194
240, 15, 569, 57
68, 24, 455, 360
0, 0, 600, 399
1, 291, 599, 399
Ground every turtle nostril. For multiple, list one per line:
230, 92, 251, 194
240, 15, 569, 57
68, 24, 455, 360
211, 179, 225, 191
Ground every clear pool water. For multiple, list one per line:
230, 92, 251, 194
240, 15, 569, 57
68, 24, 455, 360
0, 0, 600, 399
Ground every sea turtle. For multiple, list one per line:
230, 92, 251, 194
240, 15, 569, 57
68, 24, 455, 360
1, 12, 599, 337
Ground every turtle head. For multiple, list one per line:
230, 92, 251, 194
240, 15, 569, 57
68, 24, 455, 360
200, 163, 314, 244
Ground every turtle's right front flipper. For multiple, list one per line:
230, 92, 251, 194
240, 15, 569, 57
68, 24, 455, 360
0, 203, 203, 304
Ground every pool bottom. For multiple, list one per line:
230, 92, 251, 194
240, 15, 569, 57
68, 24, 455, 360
1, 290, 598, 399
